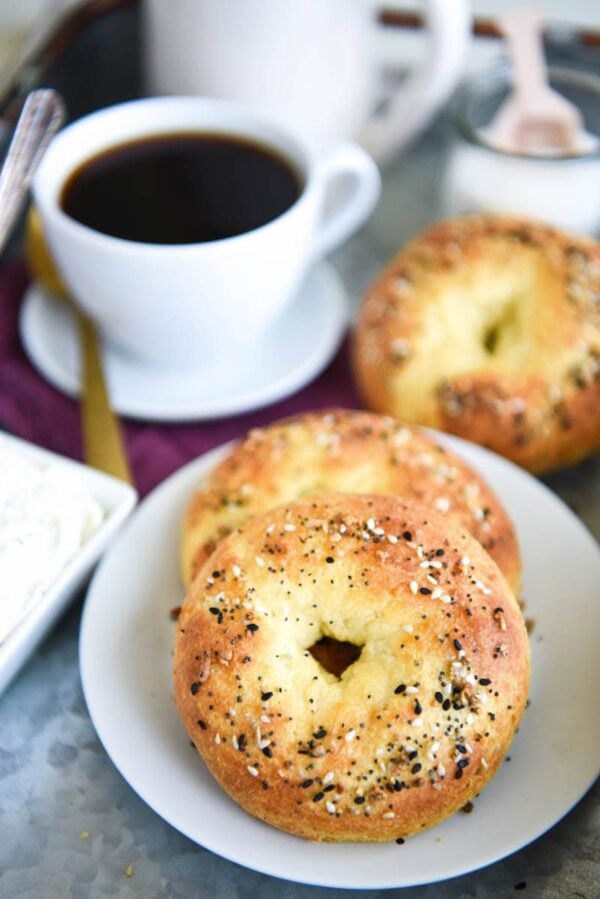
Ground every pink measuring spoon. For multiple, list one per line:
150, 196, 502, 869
488, 7, 585, 154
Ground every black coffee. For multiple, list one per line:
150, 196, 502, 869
60, 132, 302, 244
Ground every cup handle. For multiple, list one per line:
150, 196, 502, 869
309, 142, 381, 262
362, 0, 472, 163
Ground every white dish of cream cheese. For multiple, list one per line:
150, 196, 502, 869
0, 433, 136, 695
0, 448, 104, 644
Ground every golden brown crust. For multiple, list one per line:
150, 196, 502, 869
174, 494, 530, 842
353, 215, 600, 474
181, 409, 521, 595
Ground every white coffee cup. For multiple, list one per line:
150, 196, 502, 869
32, 96, 380, 369
144, 0, 471, 161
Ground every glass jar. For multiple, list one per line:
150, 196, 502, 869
443, 64, 600, 236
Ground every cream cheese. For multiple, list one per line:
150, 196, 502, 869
0, 448, 103, 644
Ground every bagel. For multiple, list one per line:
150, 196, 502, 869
174, 494, 530, 842
353, 215, 600, 474
181, 409, 521, 595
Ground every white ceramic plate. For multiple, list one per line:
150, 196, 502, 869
79, 436, 600, 890
0, 433, 137, 696
19, 262, 348, 422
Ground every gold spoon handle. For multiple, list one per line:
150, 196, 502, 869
79, 313, 133, 483
26, 208, 133, 485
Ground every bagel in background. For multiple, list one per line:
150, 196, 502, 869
181, 409, 521, 595
174, 494, 530, 842
353, 215, 600, 474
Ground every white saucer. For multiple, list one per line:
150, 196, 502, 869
19, 263, 348, 422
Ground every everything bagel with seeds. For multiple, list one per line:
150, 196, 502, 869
174, 494, 530, 842
181, 409, 521, 595
353, 215, 600, 474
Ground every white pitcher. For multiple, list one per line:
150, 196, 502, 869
144, 0, 471, 160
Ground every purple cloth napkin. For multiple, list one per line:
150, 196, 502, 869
0, 262, 360, 496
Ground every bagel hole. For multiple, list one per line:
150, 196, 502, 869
309, 636, 363, 679
483, 323, 500, 355
482, 302, 518, 356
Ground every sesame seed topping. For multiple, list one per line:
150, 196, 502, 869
410, 581, 418, 595
345, 729, 357, 742
403, 624, 414, 633
232, 565, 241, 577
247, 766, 258, 777
474, 578, 492, 596
326, 801, 336, 814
